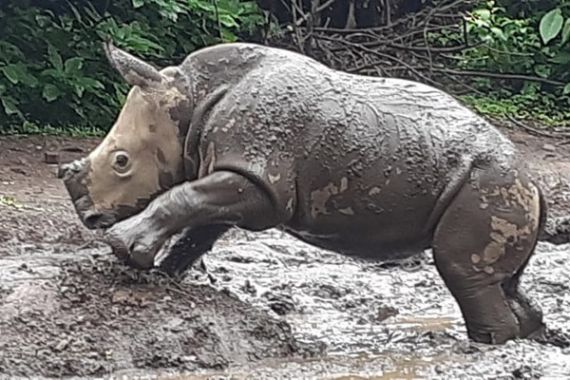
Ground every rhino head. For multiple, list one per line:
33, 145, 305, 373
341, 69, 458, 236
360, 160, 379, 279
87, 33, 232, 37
59, 43, 193, 230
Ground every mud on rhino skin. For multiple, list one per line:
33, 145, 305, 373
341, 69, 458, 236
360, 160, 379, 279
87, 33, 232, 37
59, 42, 548, 345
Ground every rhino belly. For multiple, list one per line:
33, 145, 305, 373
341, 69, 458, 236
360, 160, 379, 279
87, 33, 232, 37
282, 220, 432, 260
284, 186, 441, 260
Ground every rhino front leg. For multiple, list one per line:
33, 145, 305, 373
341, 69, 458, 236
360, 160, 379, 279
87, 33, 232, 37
103, 171, 279, 269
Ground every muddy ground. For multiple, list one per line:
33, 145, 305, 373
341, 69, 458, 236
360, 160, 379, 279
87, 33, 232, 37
2, 121, 570, 379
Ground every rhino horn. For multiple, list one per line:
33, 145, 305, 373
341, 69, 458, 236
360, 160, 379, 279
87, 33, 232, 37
103, 41, 163, 89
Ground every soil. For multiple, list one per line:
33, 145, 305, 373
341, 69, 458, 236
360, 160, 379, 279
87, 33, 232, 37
1, 121, 570, 379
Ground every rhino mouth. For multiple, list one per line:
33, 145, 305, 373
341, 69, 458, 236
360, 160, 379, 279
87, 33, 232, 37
80, 209, 117, 230
70, 194, 117, 230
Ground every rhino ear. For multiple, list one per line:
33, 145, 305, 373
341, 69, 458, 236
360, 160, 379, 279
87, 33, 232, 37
103, 41, 164, 89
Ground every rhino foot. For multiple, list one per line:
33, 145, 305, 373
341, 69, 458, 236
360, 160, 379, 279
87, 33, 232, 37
505, 288, 545, 341
529, 326, 570, 348
102, 211, 170, 269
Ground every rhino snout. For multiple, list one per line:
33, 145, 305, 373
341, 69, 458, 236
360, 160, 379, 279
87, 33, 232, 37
59, 158, 90, 203
58, 157, 115, 230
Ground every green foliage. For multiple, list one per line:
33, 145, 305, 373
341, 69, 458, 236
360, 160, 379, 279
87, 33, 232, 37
461, 2, 542, 81
0, 0, 264, 133
454, 0, 570, 124
461, 92, 570, 126
2, 121, 105, 137
6, 0, 570, 133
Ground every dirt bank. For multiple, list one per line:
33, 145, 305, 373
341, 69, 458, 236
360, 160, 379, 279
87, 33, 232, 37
0, 136, 315, 378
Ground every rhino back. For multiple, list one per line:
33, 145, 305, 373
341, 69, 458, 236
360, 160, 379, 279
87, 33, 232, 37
194, 45, 517, 255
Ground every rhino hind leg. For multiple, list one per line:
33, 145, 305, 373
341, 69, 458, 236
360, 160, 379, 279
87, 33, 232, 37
432, 166, 545, 344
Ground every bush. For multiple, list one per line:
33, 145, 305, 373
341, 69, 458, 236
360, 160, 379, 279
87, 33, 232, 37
4, 0, 570, 133
0, 0, 264, 133
454, 0, 570, 123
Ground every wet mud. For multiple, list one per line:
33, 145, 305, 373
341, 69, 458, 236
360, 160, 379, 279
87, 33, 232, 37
1, 128, 570, 379
1, 251, 307, 375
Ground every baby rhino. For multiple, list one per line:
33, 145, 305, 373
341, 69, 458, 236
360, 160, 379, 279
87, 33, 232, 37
60, 41, 546, 345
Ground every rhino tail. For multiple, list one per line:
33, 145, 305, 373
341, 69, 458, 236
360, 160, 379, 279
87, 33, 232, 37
538, 185, 548, 236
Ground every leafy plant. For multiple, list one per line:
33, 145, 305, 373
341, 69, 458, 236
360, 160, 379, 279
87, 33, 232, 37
0, 0, 264, 134
461, 91, 570, 126
461, 3, 540, 78
452, 0, 570, 123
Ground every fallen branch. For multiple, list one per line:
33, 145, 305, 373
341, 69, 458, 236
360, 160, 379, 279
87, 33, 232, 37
294, 0, 337, 26
267, 0, 567, 108
316, 34, 441, 87
386, 42, 481, 53
428, 67, 565, 87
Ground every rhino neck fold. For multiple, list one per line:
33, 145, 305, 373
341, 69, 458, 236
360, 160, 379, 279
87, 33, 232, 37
183, 85, 230, 180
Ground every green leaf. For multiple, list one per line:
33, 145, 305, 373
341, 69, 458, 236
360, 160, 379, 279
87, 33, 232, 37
1, 96, 22, 117
67, 1, 83, 23
21, 73, 38, 88
219, 14, 239, 28
40, 68, 61, 79
534, 64, 551, 78
550, 51, 570, 64
0, 41, 24, 60
64, 57, 83, 75
132, 0, 144, 8
540, 8, 564, 44
1, 64, 23, 84
562, 19, 570, 45
47, 44, 63, 72
42, 84, 62, 102
221, 29, 238, 42
75, 77, 105, 90
35, 14, 52, 28
0, 64, 37, 87
490, 27, 507, 41
73, 84, 85, 98
473, 9, 491, 21
564, 83, 570, 95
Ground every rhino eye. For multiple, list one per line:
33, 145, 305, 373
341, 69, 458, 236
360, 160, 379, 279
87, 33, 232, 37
116, 154, 128, 167
112, 151, 131, 174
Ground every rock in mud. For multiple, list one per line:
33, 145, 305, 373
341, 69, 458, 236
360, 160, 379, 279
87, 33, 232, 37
43, 151, 59, 164
540, 216, 570, 244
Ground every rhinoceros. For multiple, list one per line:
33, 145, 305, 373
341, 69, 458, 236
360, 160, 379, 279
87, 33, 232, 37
59, 41, 546, 345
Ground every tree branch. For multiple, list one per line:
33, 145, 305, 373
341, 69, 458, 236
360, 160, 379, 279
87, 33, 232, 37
428, 67, 565, 87
295, 0, 337, 26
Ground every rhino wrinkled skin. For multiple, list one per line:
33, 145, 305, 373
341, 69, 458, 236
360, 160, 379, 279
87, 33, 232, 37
60, 42, 547, 345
